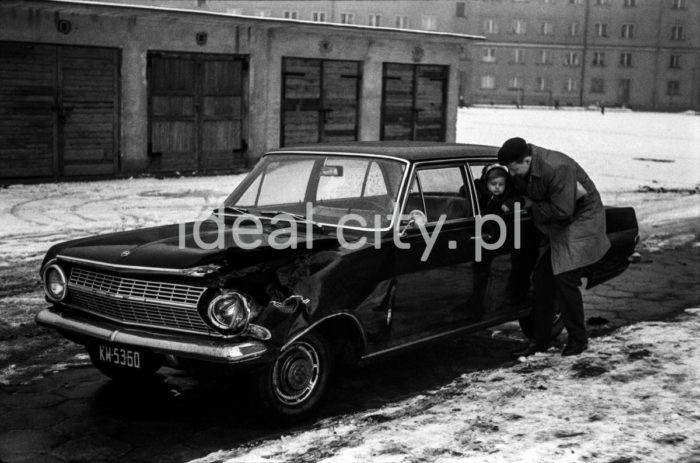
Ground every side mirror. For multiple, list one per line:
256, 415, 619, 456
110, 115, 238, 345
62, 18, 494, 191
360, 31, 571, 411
400, 209, 427, 237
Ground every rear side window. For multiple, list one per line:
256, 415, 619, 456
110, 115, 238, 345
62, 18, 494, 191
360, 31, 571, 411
404, 166, 473, 222
469, 162, 520, 215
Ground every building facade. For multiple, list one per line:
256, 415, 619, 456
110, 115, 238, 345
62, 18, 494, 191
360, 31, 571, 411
160, 0, 699, 111
464, 0, 700, 110
0, 0, 475, 182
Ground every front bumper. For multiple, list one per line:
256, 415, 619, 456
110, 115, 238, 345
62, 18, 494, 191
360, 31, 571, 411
36, 308, 269, 365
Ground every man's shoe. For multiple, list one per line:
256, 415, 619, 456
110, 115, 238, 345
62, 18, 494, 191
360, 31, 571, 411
562, 340, 588, 356
511, 342, 549, 358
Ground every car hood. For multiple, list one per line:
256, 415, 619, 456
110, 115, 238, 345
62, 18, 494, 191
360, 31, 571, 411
50, 220, 343, 272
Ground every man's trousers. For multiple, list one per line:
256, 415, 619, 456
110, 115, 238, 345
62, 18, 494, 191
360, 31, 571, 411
531, 247, 587, 346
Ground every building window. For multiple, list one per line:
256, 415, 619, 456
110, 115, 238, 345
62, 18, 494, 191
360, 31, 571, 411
536, 77, 548, 91
564, 51, 580, 66
283, 11, 298, 20
456, 2, 466, 17
312, 11, 327, 22
666, 81, 680, 96
256, 10, 271, 17
595, 23, 608, 37
422, 15, 437, 31
619, 53, 632, 67
395, 15, 409, 29
621, 24, 635, 38
565, 78, 578, 92
482, 48, 497, 63
481, 75, 496, 89
672, 0, 687, 9
368, 13, 381, 27
569, 22, 579, 36
538, 50, 553, 65
623, 0, 636, 6
671, 25, 685, 41
196, 0, 206, 6
508, 76, 523, 90
592, 52, 606, 66
669, 55, 681, 69
591, 78, 605, 93
483, 18, 499, 34
340, 13, 354, 24
513, 19, 527, 35
512, 49, 526, 64
540, 22, 554, 35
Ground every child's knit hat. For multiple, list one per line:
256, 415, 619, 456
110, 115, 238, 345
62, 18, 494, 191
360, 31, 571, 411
482, 163, 508, 182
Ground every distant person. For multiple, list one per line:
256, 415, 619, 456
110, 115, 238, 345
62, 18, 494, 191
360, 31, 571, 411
554, 99, 560, 110
498, 137, 610, 357
600, 103, 605, 115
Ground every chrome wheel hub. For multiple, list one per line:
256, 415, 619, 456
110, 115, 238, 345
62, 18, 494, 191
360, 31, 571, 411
272, 341, 320, 406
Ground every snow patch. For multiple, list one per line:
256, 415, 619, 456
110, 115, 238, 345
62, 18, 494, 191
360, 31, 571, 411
189, 311, 700, 463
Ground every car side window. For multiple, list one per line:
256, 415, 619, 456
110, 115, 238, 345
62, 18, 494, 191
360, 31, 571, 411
404, 166, 473, 222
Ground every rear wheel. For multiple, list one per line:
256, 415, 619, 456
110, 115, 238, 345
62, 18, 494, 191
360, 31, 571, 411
257, 332, 332, 420
87, 344, 161, 382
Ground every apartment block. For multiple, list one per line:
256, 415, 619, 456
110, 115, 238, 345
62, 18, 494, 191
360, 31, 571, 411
167, 0, 700, 111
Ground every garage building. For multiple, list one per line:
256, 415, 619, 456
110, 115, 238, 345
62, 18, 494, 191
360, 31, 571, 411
0, 0, 480, 183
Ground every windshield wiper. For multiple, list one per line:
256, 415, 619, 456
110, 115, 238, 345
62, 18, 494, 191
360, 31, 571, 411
259, 210, 326, 233
217, 206, 249, 215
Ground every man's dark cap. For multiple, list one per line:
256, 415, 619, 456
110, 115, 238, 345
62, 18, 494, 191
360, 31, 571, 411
497, 137, 528, 165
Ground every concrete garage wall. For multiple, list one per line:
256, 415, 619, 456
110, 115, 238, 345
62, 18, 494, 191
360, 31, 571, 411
265, 28, 463, 147
0, 6, 263, 173
0, 1, 475, 179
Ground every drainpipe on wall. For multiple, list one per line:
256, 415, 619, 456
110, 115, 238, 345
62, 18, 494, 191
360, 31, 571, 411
578, 0, 590, 107
651, 1, 664, 111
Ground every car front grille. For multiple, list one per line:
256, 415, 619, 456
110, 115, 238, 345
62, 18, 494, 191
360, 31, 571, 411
67, 267, 211, 334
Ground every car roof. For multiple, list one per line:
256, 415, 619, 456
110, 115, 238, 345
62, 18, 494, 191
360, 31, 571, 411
268, 142, 499, 162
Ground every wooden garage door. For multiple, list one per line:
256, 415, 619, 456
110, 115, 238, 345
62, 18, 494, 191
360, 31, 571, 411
381, 63, 448, 142
0, 41, 119, 181
148, 52, 247, 173
281, 58, 360, 147
61, 46, 119, 176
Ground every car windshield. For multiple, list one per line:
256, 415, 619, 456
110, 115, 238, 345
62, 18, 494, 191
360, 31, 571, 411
224, 154, 406, 230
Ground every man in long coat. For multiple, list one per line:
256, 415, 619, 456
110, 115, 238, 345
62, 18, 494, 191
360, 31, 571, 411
498, 137, 610, 356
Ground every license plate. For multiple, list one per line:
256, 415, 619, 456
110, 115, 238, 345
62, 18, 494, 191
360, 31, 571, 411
97, 344, 142, 369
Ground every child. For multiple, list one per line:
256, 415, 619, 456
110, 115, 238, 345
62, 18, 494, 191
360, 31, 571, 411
476, 163, 523, 215
468, 164, 530, 319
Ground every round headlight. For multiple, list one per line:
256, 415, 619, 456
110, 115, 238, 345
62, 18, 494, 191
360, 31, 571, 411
43, 264, 67, 302
207, 292, 250, 334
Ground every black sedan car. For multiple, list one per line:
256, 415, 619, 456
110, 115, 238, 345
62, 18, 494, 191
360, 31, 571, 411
37, 142, 638, 418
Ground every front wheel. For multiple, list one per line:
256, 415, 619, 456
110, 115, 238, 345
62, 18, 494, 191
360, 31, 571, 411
257, 332, 332, 420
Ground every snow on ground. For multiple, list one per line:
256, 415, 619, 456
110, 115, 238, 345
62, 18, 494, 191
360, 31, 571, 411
0, 174, 245, 265
191, 309, 700, 463
0, 109, 698, 266
458, 108, 699, 194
